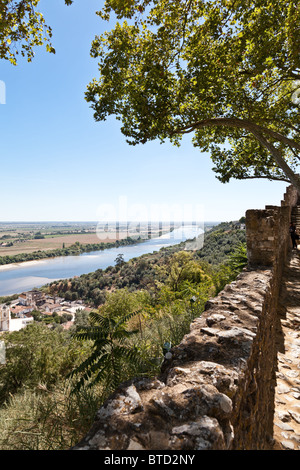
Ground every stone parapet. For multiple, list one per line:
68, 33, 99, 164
281, 184, 299, 209
246, 206, 290, 269
246, 185, 298, 272
73, 268, 277, 450
72, 185, 299, 451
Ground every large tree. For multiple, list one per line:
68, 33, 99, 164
0, 0, 73, 65
85, 0, 300, 191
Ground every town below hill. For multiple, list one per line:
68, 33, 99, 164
0, 289, 90, 332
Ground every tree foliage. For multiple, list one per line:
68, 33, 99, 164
0, 236, 139, 266
197, 223, 246, 264
0, 323, 84, 405
156, 250, 214, 298
69, 290, 143, 394
86, 0, 300, 190
0, 0, 73, 64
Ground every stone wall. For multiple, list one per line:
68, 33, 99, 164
73, 185, 299, 451
246, 184, 298, 271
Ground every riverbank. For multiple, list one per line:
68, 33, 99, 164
0, 259, 50, 272
0, 226, 205, 297
0, 237, 144, 269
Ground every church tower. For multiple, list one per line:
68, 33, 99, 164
0, 305, 10, 331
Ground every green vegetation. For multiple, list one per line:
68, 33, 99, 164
1, 0, 290, 450
33, 232, 45, 239
0, 0, 73, 65
31, 309, 73, 326
69, 304, 144, 395
0, 294, 18, 305
197, 222, 246, 265
0, 222, 247, 450
0, 324, 99, 450
0, 237, 141, 266
87, 0, 300, 191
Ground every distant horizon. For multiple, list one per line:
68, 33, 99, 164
0, 220, 226, 224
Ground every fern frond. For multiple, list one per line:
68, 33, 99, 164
73, 327, 108, 342
67, 348, 107, 378
115, 309, 141, 329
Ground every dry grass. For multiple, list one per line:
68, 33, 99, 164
0, 232, 128, 257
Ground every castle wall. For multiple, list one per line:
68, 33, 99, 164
72, 185, 299, 451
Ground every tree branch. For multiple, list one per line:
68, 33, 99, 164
171, 117, 300, 151
250, 130, 300, 192
234, 175, 291, 183
170, 116, 300, 190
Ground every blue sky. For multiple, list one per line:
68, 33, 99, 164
0, 0, 288, 222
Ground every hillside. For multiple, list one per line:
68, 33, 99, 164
197, 222, 246, 265
0, 220, 247, 450
48, 221, 246, 306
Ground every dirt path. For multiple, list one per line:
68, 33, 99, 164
272, 250, 300, 450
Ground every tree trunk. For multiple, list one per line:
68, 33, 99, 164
251, 130, 300, 193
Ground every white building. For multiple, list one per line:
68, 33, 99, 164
18, 293, 29, 306
0, 304, 33, 332
9, 316, 34, 332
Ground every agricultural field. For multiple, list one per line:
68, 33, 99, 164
0, 222, 174, 257
0, 223, 127, 257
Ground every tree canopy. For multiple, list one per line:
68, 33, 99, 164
85, 0, 300, 190
0, 0, 73, 64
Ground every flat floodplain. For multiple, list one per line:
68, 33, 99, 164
0, 222, 129, 257
0, 221, 173, 257
0, 233, 128, 256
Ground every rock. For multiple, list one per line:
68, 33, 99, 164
172, 417, 218, 437
275, 421, 294, 431
216, 327, 256, 343
127, 439, 146, 450
277, 411, 291, 422
288, 410, 300, 424
135, 378, 165, 391
277, 384, 291, 394
200, 327, 220, 337
72, 217, 300, 452
285, 370, 299, 378
172, 416, 227, 450
206, 314, 226, 327
96, 384, 143, 421
292, 434, 300, 443
88, 431, 107, 448
281, 440, 295, 450
150, 392, 176, 418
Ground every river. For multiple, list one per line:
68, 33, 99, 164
0, 225, 204, 297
